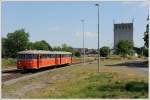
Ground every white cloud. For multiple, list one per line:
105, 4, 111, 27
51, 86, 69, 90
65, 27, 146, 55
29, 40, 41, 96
76, 32, 97, 37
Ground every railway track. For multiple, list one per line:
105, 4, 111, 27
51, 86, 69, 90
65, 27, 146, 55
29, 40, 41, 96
2, 60, 95, 83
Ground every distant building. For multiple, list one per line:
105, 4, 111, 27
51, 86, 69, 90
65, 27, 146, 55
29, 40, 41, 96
114, 23, 133, 48
73, 48, 97, 54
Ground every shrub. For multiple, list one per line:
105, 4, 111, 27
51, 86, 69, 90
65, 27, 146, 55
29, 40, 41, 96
2, 58, 16, 66
100, 46, 110, 57
125, 81, 148, 92
74, 51, 81, 57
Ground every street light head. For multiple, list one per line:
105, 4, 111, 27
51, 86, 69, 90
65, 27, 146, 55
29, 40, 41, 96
95, 4, 99, 6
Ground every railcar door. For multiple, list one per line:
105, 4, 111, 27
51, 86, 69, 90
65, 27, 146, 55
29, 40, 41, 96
71, 54, 73, 63
37, 54, 40, 68
38, 54, 44, 68
55, 54, 61, 65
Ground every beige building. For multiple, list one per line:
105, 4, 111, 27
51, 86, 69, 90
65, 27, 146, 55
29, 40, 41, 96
114, 23, 133, 48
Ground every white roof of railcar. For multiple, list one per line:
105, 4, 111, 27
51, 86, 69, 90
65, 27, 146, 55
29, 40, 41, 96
18, 50, 72, 54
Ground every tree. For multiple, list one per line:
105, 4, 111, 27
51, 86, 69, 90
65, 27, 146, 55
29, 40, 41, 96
27, 40, 52, 50
115, 40, 133, 57
143, 48, 148, 57
41, 40, 52, 50
53, 46, 62, 51
100, 46, 110, 57
5, 29, 29, 58
61, 43, 73, 52
143, 16, 149, 48
62, 43, 68, 50
2, 38, 8, 58
133, 47, 141, 55
74, 51, 81, 57
27, 42, 35, 50
33, 40, 51, 50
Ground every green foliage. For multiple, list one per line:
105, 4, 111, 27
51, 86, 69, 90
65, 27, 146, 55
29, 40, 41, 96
100, 46, 110, 57
143, 16, 149, 48
3, 29, 29, 58
143, 48, 148, 57
115, 40, 133, 57
125, 81, 148, 92
41, 40, 52, 50
52, 44, 73, 52
2, 38, 8, 58
2, 29, 53, 58
77, 73, 148, 98
56, 72, 148, 98
74, 51, 81, 57
2, 58, 16, 67
53, 46, 62, 51
27, 42, 35, 50
134, 47, 141, 55
33, 40, 52, 50
143, 33, 148, 48
61, 43, 73, 52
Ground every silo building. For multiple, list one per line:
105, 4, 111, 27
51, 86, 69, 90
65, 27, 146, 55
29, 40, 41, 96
114, 23, 133, 48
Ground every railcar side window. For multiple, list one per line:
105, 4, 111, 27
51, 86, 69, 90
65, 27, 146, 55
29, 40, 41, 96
43, 54, 46, 58
18, 54, 25, 59
31, 54, 37, 59
45, 54, 49, 58
53, 54, 56, 58
56, 54, 58, 58
65, 54, 70, 57
50, 54, 55, 58
18, 54, 22, 59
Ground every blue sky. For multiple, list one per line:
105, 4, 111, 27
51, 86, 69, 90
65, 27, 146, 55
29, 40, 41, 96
2, 1, 149, 49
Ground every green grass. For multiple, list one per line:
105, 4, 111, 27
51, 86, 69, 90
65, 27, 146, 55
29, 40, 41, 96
2, 58, 16, 69
79, 73, 148, 98
49, 72, 148, 98
2, 59, 148, 98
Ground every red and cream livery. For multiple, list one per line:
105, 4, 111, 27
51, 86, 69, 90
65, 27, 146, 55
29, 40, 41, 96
17, 50, 72, 70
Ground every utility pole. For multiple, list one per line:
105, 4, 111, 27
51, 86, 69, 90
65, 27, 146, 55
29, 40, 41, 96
81, 19, 85, 64
95, 4, 100, 72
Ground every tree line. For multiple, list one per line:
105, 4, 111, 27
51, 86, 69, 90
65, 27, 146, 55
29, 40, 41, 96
2, 29, 75, 58
2, 16, 148, 58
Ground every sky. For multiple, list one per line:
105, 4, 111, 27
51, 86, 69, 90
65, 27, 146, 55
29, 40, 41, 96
1, 1, 149, 49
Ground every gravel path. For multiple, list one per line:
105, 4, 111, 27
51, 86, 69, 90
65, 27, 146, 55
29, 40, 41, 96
105, 60, 148, 75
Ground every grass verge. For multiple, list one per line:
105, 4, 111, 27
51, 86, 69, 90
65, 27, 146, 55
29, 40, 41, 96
2, 59, 148, 98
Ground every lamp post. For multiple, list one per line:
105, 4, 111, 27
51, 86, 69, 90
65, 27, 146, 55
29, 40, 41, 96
81, 19, 85, 64
95, 4, 100, 72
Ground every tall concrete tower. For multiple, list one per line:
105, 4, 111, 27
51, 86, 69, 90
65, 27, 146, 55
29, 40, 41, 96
114, 23, 133, 48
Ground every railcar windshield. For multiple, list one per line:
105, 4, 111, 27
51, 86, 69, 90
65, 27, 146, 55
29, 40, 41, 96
18, 54, 37, 59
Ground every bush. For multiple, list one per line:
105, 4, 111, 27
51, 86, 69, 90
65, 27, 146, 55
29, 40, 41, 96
115, 40, 133, 57
100, 46, 110, 57
125, 81, 148, 92
74, 51, 81, 57
2, 58, 16, 67
143, 48, 148, 57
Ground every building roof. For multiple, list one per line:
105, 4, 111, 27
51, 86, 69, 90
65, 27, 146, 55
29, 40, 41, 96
18, 50, 72, 54
114, 23, 133, 25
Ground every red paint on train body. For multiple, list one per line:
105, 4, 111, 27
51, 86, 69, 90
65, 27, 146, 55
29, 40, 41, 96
17, 50, 72, 70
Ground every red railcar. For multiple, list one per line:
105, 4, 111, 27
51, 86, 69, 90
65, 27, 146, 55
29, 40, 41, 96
17, 50, 72, 70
